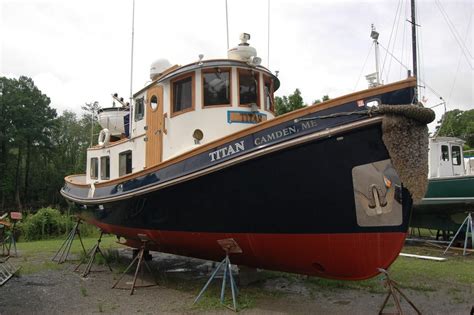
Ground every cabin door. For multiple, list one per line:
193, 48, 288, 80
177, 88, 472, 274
145, 85, 164, 167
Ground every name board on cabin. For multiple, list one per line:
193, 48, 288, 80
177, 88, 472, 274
227, 110, 267, 124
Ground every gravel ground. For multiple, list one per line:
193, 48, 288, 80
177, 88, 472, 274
0, 249, 472, 314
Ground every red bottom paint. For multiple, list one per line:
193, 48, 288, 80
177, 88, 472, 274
90, 219, 406, 281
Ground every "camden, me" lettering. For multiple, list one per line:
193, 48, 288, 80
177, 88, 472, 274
209, 140, 245, 162
254, 126, 298, 146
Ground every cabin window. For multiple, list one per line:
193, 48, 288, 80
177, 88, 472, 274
90, 158, 98, 180
134, 97, 144, 121
100, 156, 110, 180
441, 145, 449, 161
263, 77, 274, 112
171, 73, 194, 116
238, 69, 259, 107
452, 146, 461, 165
202, 68, 231, 107
119, 150, 132, 176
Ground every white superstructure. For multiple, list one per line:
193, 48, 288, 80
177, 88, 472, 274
85, 35, 279, 184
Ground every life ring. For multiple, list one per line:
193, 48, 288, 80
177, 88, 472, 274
98, 128, 110, 147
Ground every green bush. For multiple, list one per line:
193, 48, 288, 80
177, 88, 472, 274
19, 207, 73, 241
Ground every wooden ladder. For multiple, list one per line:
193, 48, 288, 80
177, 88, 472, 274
0, 257, 20, 286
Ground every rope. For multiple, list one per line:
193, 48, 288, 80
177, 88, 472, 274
296, 104, 435, 125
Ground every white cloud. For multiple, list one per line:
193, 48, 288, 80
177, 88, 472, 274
1, 0, 472, 126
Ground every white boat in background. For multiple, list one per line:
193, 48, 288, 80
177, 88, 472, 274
97, 94, 130, 137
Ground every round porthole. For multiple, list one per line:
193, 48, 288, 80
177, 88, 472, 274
150, 95, 159, 111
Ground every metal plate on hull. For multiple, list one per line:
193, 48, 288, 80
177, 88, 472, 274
352, 159, 403, 227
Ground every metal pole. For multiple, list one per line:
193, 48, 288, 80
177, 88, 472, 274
130, 0, 135, 103
225, 0, 229, 50
411, 0, 418, 101
267, 0, 270, 69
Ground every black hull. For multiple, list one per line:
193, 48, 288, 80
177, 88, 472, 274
78, 123, 411, 235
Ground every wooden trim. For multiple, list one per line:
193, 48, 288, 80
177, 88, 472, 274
237, 68, 260, 108
170, 72, 195, 118
63, 117, 384, 203
134, 59, 278, 98
66, 77, 416, 188
88, 133, 146, 151
201, 67, 232, 108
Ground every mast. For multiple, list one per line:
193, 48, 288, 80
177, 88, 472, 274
410, 0, 418, 101
370, 24, 381, 86
129, 0, 135, 104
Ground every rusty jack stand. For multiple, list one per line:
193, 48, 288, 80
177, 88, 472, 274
52, 218, 86, 264
112, 238, 158, 295
378, 268, 421, 315
75, 231, 112, 277
194, 238, 242, 312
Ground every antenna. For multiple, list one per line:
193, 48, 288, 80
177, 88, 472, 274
129, 0, 135, 104
225, 0, 229, 50
370, 24, 381, 86
267, 0, 270, 68
410, 0, 418, 102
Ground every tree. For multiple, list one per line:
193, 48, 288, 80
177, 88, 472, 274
312, 95, 330, 105
275, 89, 306, 116
435, 109, 474, 148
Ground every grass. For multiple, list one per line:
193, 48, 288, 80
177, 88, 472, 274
8, 237, 474, 311
13, 235, 122, 275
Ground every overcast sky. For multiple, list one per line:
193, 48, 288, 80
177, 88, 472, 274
1, 0, 472, 130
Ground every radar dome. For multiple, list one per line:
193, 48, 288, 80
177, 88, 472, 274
150, 58, 172, 80
227, 33, 258, 62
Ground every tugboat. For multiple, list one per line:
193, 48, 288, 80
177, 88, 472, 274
61, 34, 434, 280
411, 136, 474, 232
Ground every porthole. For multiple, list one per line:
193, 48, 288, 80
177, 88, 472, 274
150, 95, 159, 111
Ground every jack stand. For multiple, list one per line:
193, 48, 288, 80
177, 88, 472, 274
75, 231, 112, 277
112, 239, 158, 295
378, 268, 421, 315
52, 219, 86, 263
194, 238, 242, 312
443, 212, 473, 256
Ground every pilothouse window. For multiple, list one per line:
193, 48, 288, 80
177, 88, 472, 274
238, 69, 259, 106
90, 158, 98, 180
171, 74, 194, 115
203, 69, 231, 106
134, 98, 144, 121
441, 145, 449, 161
119, 150, 132, 176
100, 156, 110, 180
264, 77, 274, 112
452, 146, 461, 165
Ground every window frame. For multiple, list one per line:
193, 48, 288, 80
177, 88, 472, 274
201, 67, 232, 108
441, 145, 450, 161
170, 72, 195, 117
100, 156, 110, 180
119, 150, 133, 177
134, 97, 145, 121
237, 68, 260, 108
90, 157, 98, 180
451, 145, 462, 166
263, 75, 275, 113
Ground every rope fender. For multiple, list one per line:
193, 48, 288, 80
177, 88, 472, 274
370, 104, 436, 125
375, 104, 434, 202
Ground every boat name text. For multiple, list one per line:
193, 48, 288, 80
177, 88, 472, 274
209, 141, 245, 162
254, 126, 298, 146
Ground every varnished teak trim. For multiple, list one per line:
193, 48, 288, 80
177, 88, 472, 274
66, 77, 416, 188
62, 116, 384, 203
